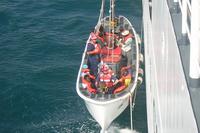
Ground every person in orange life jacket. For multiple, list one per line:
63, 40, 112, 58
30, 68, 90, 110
81, 64, 97, 94
118, 30, 134, 66
113, 66, 132, 94
87, 32, 101, 77
96, 64, 118, 94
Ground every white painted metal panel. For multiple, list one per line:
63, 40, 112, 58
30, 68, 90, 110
143, 0, 198, 132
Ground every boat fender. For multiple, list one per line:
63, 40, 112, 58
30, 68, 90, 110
136, 34, 141, 44
139, 53, 144, 64
137, 68, 143, 85
137, 76, 143, 85
138, 68, 144, 77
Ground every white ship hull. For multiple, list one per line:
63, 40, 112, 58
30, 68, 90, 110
85, 95, 130, 131
142, 0, 199, 132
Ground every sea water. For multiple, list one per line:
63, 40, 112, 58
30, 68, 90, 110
0, 0, 147, 132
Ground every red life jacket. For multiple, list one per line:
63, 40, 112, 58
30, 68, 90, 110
99, 72, 113, 88
81, 68, 96, 93
82, 69, 95, 79
82, 77, 96, 93
123, 34, 133, 43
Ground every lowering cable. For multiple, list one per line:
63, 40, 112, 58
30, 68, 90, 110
129, 88, 137, 131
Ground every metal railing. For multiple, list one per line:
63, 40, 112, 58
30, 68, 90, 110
177, 0, 192, 40
176, 0, 200, 81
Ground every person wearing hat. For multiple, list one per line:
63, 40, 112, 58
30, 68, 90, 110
81, 64, 95, 80
86, 32, 101, 77
119, 30, 134, 66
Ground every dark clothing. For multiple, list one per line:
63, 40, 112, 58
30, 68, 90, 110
87, 43, 100, 77
87, 43, 95, 51
87, 54, 99, 77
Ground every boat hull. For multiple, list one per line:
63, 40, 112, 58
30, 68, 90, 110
85, 96, 130, 131
76, 15, 140, 132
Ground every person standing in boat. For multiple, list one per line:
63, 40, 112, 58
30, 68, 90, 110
87, 32, 101, 77
118, 30, 134, 66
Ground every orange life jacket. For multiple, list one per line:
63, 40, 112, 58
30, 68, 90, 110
119, 74, 131, 83
113, 84, 126, 94
82, 69, 95, 79
113, 74, 131, 94
120, 66, 132, 81
81, 68, 96, 93
114, 67, 132, 94
82, 77, 96, 93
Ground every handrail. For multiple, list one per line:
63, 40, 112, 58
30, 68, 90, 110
176, 0, 200, 85
177, 0, 191, 38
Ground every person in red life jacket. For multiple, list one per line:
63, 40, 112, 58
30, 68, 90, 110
87, 32, 101, 77
81, 64, 97, 94
113, 66, 132, 94
96, 64, 118, 94
118, 30, 134, 66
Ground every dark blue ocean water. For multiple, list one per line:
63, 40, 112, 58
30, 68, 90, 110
0, 0, 146, 132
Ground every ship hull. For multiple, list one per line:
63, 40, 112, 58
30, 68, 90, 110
142, 0, 198, 132
85, 95, 130, 131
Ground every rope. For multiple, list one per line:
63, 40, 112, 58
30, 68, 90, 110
111, 0, 115, 63
108, 0, 113, 62
129, 92, 133, 130
129, 88, 138, 131
96, 0, 105, 32
139, 19, 144, 53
